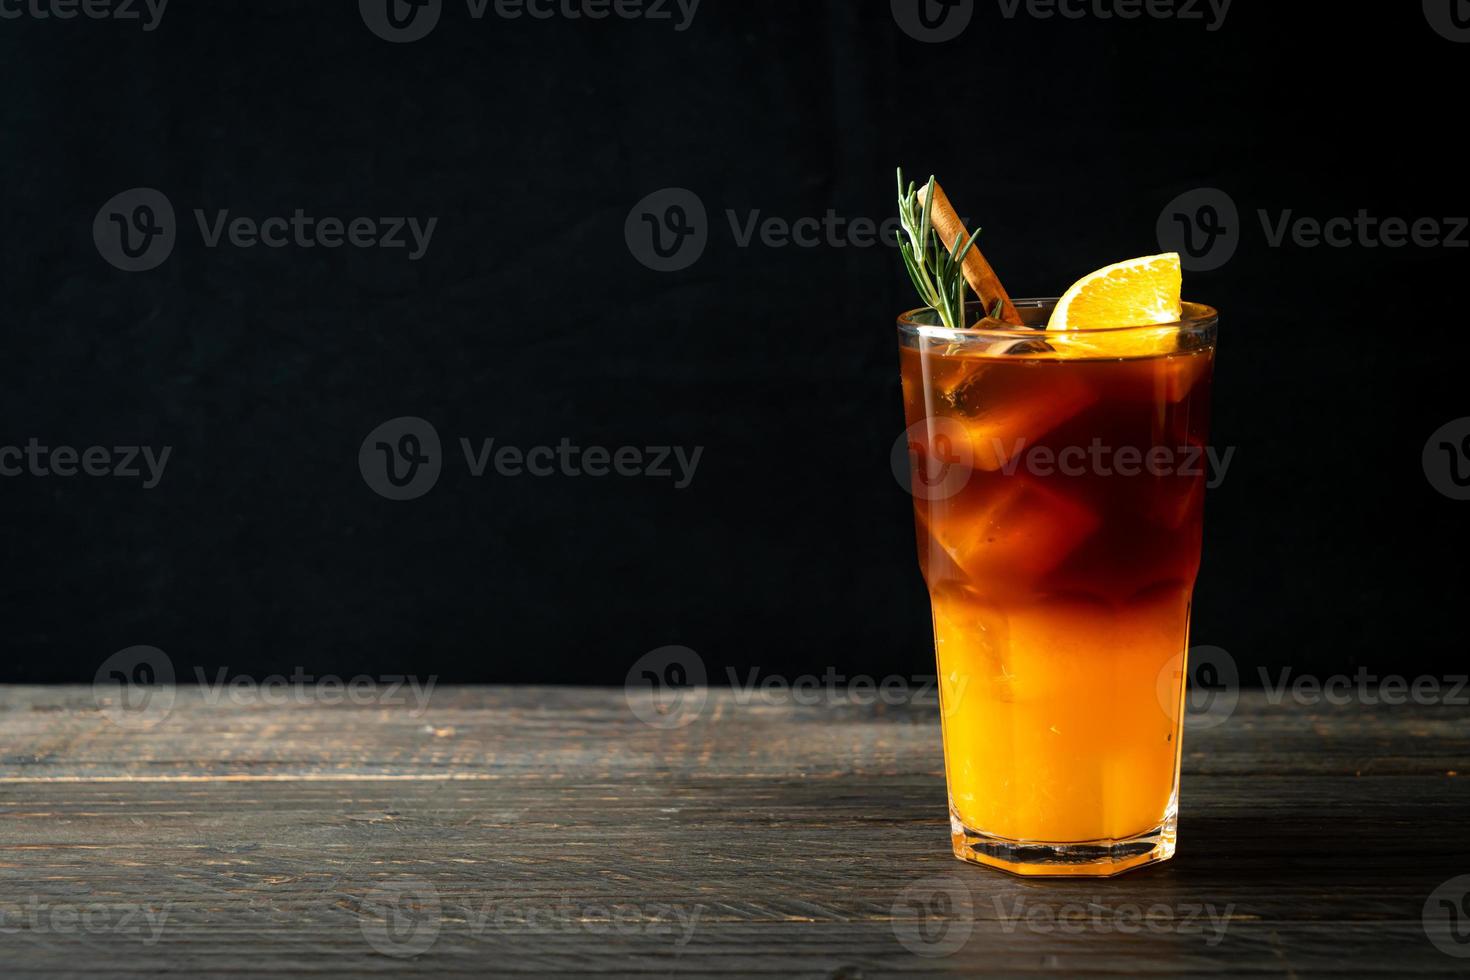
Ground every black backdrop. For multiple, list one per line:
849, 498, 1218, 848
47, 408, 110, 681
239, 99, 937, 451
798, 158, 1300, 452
2, 1, 1465, 684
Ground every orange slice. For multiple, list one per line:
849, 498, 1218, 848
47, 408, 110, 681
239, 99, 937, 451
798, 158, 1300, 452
1045, 253, 1183, 357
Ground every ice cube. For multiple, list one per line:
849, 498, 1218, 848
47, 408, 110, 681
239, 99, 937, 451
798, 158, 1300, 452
930, 589, 1013, 705
929, 473, 1101, 588
939, 362, 991, 415
935, 592, 1122, 706
993, 337, 1056, 356
942, 368, 1097, 471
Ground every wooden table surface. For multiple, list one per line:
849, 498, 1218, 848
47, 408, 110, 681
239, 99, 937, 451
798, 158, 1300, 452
2, 685, 1468, 976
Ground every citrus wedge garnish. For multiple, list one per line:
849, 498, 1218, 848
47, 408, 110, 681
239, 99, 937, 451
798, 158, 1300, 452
1045, 253, 1183, 357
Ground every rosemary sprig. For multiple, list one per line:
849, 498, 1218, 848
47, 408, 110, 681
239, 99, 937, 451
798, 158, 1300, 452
895, 169, 984, 330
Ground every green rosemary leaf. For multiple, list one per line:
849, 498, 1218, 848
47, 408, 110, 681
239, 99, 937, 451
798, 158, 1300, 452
919, 188, 934, 258
955, 226, 983, 265
895, 168, 982, 330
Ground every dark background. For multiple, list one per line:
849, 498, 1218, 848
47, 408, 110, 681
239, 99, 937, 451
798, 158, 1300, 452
2, 1, 1464, 684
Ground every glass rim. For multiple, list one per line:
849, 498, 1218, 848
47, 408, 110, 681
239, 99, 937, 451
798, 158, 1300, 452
896, 297, 1219, 341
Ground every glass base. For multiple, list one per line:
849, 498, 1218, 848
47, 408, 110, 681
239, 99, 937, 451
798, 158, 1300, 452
949, 809, 1177, 878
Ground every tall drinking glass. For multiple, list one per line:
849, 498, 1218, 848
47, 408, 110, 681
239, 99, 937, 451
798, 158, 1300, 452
897, 298, 1218, 876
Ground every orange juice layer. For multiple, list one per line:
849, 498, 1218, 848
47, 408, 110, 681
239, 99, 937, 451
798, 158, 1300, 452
933, 585, 1187, 843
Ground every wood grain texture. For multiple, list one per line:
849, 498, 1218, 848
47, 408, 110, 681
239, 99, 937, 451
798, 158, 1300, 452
1, 687, 1468, 976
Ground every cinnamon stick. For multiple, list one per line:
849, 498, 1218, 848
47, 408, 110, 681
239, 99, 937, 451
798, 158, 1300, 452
918, 182, 1023, 326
